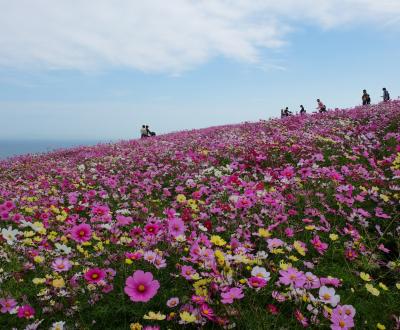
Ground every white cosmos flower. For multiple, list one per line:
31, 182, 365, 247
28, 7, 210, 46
1, 226, 20, 245
251, 266, 271, 280
319, 286, 340, 307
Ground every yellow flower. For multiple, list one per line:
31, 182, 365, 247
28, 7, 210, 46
210, 235, 226, 246
377, 323, 386, 329
288, 255, 299, 262
33, 256, 44, 263
125, 258, 133, 265
378, 282, 388, 291
258, 228, 271, 238
329, 234, 338, 241
130, 323, 142, 330
279, 260, 291, 270
396, 283, 400, 290
52, 278, 65, 288
180, 311, 196, 323
360, 272, 371, 282
293, 241, 306, 256
176, 194, 187, 203
380, 194, 389, 202
32, 278, 46, 285
143, 311, 166, 321
305, 225, 315, 231
365, 284, 380, 296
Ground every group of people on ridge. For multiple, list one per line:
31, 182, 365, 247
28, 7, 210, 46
140, 125, 156, 138
281, 87, 392, 118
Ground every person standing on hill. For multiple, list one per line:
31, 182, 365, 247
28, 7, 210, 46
382, 88, 390, 102
362, 90, 371, 105
300, 105, 306, 115
140, 125, 148, 138
317, 99, 327, 113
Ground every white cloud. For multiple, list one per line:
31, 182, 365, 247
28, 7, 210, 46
0, 0, 399, 73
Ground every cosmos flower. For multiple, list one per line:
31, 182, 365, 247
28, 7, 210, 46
84, 268, 106, 284
51, 257, 72, 272
124, 270, 160, 302
70, 223, 92, 243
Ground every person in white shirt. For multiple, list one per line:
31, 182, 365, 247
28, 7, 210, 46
140, 125, 148, 138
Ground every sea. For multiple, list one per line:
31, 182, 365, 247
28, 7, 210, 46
0, 140, 112, 160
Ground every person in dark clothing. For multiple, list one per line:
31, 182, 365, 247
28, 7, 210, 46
146, 125, 156, 137
283, 107, 292, 117
362, 90, 371, 105
140, 125, 148, 138
317, 99, 327, 113
300, 105, 306, 115
382, 88, 390, 102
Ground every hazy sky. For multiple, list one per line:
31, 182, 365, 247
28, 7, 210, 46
0, 0, 399, 140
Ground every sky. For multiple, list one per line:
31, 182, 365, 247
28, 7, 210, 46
0, 0, 399, 141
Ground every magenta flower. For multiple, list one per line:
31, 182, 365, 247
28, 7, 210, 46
200, 303, 214, 320
17, 305, 35, 319
310, 235, 328, 254
248, 276, 267, 289
70, 223, 92, 243
181, 265, 196, 280
51, 257, 72, 272
0, 298, 17, 313
124, 270, 160, 302
168, 218, 185, 237
330, 312, 355, 330
279, 267, 306, 288
84, 268, 106, 284
221, 287, 244, 304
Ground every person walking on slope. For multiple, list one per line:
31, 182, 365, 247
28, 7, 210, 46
362, 90, 371, 105
317, 99, 327, 113
382, 88, 390, 102
300, 105, 306, 115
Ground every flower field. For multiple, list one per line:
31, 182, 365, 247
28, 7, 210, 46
1, 101, 400, 330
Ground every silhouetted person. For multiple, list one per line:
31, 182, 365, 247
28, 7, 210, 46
146, 125, 156, 137
317, 99, 326, 113
362, 90, 371, 105
140, 125, 148, 138
283, 107, 292, 117
382, 88, 390, 102
300, 105, 306, 115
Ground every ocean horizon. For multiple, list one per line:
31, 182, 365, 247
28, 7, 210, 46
0, 139, 114, 160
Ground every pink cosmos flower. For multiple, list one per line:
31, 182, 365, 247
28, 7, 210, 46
84, 268, 106, 284
267, 238, 284, 251
116, 215, 133, 226
221, 287, 244, 304
304, 272, 320, 289
70, 223, 92, 243
332, 305, 356, 319
279, 267, 306, 288
319, 286, 340, 307
17, 305, 35, 319
330, 312, 354, 330
51, 257, 72, 272
248, 276, 267, 289
168, 218, 185, 237
144, 223, 160, 235
0, 298, 17, 313
167, 297, 179, 308
200, 303, 214, 320
124, 270, 160, 302
295, 309, 309, 327
181, 265, 196, 280
310, 235, 328, 255
191, 295, 206, 305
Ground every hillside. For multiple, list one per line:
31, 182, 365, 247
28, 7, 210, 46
1, 101, 400, 329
